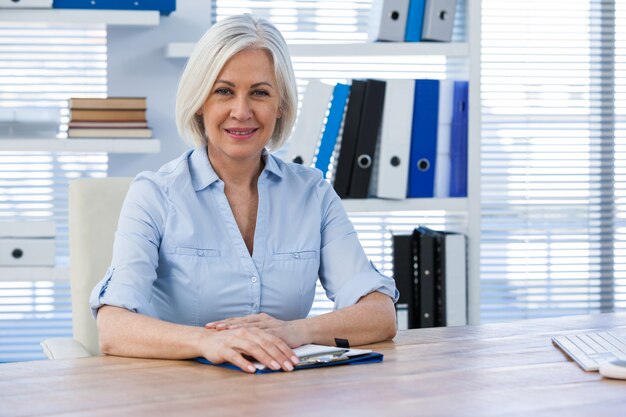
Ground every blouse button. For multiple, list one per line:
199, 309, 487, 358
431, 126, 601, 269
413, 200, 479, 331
251, 276, 258, 283
293, 253, 300, 259
197, 249, 204, 256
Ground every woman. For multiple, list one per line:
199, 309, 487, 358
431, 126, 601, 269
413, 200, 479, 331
90, 14, 398, 374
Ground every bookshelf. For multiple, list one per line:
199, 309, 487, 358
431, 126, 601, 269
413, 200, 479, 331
0, 9, 160, 26
165, 3, 482, 324
0, 138, 161, 153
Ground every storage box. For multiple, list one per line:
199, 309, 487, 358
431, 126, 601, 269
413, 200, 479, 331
0, 221, 56, 238
0, 221, 56, 266
52, 0, 176, 16
0, 239, 56, 266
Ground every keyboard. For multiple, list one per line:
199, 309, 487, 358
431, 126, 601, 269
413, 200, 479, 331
552, 331, 626, 371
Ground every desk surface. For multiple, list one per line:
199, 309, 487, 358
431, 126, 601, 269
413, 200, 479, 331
2, 313, 626, 417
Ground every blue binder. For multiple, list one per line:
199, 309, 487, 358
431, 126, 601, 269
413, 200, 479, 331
449, 81, 469, 197
405, 0, 426, 42
315, 83, 350, 178
194, 352, 383, 374
408, 79, 439, 198
53, 0, 176, 15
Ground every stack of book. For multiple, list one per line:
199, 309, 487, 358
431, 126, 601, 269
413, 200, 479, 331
284, 78, 469, 200
67, 97, 152, 139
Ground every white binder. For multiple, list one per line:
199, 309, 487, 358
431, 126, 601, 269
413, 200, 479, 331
442, 232, 467, 326
374, 79, 414, 199
368, 0, 410, 42
421, 0, 457, 42
284, 79, 334, 167
434, 79, 455, 198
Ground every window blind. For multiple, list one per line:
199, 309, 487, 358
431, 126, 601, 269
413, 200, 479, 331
0, 22, 107, 362
481, 0, 626, 321
214, 1, 469, 316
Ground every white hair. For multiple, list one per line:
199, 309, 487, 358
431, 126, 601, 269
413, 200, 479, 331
175, 14, 298, 151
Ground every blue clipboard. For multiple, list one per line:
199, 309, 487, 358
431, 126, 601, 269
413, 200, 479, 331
194, 352, 384, 374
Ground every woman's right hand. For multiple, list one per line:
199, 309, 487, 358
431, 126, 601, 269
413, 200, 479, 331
199, 326, 299, 373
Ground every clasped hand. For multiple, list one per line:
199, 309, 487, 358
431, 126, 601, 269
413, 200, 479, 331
203, 313, 304, 373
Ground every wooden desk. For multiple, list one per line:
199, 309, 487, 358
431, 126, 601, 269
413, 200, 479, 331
2, 313, 625, 417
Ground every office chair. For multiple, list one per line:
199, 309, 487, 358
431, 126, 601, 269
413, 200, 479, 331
41, 177, 133, 359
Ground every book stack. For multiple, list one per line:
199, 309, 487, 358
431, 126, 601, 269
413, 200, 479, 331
284, 78, 469, 199
67, 97, 152, 139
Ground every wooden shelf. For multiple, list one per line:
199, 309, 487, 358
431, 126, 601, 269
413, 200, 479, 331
0, 9, 160, 26
342, 198, 467, 213
0, 266, 69, 282
166, 42, 469, 59
0, 138, 161, 153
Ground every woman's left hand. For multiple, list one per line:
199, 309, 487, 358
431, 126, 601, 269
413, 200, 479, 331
206, 313, 306, 348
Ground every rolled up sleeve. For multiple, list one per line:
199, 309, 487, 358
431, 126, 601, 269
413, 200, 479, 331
89, 173, 167, 319
317, 182, 399, 310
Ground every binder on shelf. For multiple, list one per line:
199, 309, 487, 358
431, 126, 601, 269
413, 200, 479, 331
285, 79, 334, 167
0, 0, 52, 7
374, 79, 414, 199
368, 0, 410, 42
348, 79, 386, 199
449, 81, 469, 197
405, 0, 426, 42
434, 230, 467, 327
414, 226, 436, 328
52, 0, 176, 15
393, 234, 416, 330
408, 79, 439, 198
314, 83, 350, 179
421, 0, 457, 42
433, 80, 454, 198
333, 79, 367, 198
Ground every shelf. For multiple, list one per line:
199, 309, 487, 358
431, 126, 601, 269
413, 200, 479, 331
0, 267, 69, 282
0, 138, 161, 153
0, 9, 160, 26
166, 42, 469, 59
342, 198, 467, 213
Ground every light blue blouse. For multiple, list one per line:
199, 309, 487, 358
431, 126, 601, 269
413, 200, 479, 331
89, 147, 398, 326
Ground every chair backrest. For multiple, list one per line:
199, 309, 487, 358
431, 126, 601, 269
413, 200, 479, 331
69, 177, 133, 355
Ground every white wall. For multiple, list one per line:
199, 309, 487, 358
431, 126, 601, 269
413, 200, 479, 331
107, 1, 211, 176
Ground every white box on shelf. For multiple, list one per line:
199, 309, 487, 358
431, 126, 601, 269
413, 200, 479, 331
0, 221, 56, 238
0, 238, 55, 266
0, 221, 56, 266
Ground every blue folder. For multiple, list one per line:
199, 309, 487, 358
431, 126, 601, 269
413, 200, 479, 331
405, 0, 426, 42
53, 0, 176, 15
407, 79, 439, 198
449, 81, 469, 197
315, 83, 350, 178
194, 352, 383, 374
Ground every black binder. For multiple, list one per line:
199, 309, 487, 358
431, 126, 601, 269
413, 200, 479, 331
432, 229, 446, 327
414, 227, 436, 328
333, 80, 367, 198
348, 79, 386, 198
393, 234, 416, 329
